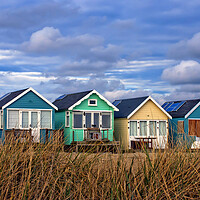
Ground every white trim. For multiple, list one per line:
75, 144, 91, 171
72, 110, 113, 130
127, 96, 172, 119
2, 87, 58, 110
65, 111, 70, 127
0, 110, 3, 129
7, 108, 52, 129
88, 99, 97, 106
185, 101, 200, 118
68, 90, 119, 111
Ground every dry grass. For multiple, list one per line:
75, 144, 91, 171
0, 135, 199, 199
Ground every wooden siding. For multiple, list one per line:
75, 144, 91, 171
114, 118, 128, 150
8, 91, 54, 109
73, 93, 113, 111
129, 99, 169, 120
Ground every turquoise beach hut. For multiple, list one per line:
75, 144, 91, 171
0, 87, 58, 143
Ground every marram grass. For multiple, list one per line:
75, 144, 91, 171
0, 132, 199, 199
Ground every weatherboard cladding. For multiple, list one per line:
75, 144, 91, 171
113, 96, 149, 118
163, 99, 200, 118
53, 90, 93, 111
0, 88, 27, 109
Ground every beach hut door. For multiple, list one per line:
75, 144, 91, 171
31, 111, 40, 142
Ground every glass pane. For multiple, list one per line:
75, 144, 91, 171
41, 111, 51, 129
74, 113, 83, 128
102, 113, 111, 129
65, 112, 70, 127
130, 121, 137, 136
31, 112, 38, 128
159, 121, 166, 136
0, 111, 2, 129
8, 110, 19, 128
94, 113, 99, 128
140, 121, 147, 136
149, 121, 156, 136
22, 112, 29, 128
86, 113, 91, 128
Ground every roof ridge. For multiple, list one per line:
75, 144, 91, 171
114, 96, 149, 101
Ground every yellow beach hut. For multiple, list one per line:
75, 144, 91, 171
113, 96, 172, 150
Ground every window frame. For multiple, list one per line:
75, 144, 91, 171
73, 111, 83, 129
65, 111, 70, 127
101, 112, 112, 129
0, 110, 3, 129
7, 108, 52, 130
128, 120, 168, 138
88, 99, 97, 106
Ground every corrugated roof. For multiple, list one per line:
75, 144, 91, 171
162, 99, 200, 118
0, 88, 28, 109
53, 90, 93, 110
113, 96, 149, 118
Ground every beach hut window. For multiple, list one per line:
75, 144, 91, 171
159, 121, 166, 136
40, 111, 51, 129
8, 110, 19, 129
73, 112, 83, 128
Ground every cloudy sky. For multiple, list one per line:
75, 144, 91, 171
1, 0, 200, 104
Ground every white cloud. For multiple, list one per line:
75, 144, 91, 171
104, 89, 150, 102
169, 32, 200, 59
21, 27, 104, 54
162, 60, 200, 84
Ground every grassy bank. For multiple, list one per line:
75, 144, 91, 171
0, 138, 199, 199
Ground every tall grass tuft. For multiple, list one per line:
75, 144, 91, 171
0, 131, 199, 199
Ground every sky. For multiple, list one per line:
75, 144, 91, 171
1, 0, 200, 104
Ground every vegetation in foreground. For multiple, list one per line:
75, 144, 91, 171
0, 135, 200, 199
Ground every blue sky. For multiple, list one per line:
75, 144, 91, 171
1, 0, 200, 103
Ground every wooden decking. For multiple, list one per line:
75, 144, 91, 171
70, 140, 120, 153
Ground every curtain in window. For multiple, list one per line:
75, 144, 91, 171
8, 110, 19, 129
159, 121, 166, 136
86, 113, 91, 128
130, 121, 137, 136
74, 112, 83, 128
140, 121, 147, 136
31, 112, 38, 128
94, 113, 99, 128
41, 111, 51, 129
22, 111, 29, 128
102, 113, 111, 129
149, 121, 156, 136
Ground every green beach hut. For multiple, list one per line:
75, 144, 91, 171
53, 90, 119, 145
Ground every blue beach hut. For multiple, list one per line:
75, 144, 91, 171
0, 87, 58, 143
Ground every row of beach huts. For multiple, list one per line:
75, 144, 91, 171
0, 87, 199, 150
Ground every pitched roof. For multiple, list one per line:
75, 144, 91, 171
162, 99, 200, 118
0, 88, 58, 110
113, 96, 149, 118
0, 88, 28, 109
53, 90, 93, 110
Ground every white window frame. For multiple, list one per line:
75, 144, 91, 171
101, 112, 112, 130
128, 120, 168, 138
0, 110, 3, 129
7, 108, 52, 130
65, 111, 70, 127
73, 111, 83, 129
72, 110, 112, 130
88, 99, 97, 106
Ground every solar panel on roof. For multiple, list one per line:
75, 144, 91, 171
172, 101, 186, 111
113, 100, 121, 106
162, 102, 173, 110
165, 101, 186, 112
56, 94, 67, 100
0, 92, 11, 101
